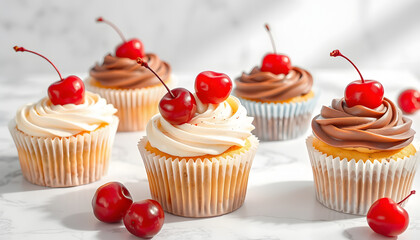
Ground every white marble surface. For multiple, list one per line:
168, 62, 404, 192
1, 70, 420, 240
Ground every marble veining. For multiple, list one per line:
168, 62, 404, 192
0, 71, 419, 239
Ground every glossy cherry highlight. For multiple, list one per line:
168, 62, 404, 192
123, 199, 165, 239
398, 89, 420, 114
261, 24, 292, 75
137, 58, 196, 125
367, 190, 415, 237
330, 49, 384, 108
13, 46, 85, 105
195, 71, 232, 104
97, 17, 145, 60
92, 182, 133, 223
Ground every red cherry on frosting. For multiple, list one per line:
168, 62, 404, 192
330, 50, 384, 108
195, 71, 232, 104
398, 89, 420, 114
97, 17, 145, 60
14, 46, 85, 105
92, 182, 133, 223
367, 190, 415, 237
159, 88, 197, 125
48, 75, 85, 105
137, 58, 197, 125
115, 39, 144, 60
344, 80, 384, 109
261, 54, 292, 75
260, 24, 292, 75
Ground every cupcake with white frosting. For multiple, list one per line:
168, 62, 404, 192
137, 70, 258, 217
9, 92, 118, 187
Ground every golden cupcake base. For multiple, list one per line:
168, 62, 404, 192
138, 135, 259, 217
8, 117, 118, 187
306, 136, 419, 215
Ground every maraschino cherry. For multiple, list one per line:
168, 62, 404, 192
367, 190, 415, 237
261, 24, 292, 75
330, 50, 384, 108
92, 182, 133, 223
97, 17, 145, 60
123, 199, 165, 239
195, 71, 232, 104
137, 58, 196, 125
398, 89, 420, 114
14, 46, 85, 105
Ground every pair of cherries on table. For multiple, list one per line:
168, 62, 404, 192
92, 182, 164, 239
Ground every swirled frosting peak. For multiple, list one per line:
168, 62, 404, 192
312, 97, 415, 150
90, 53, 171, 89
146, 95, 255, 157
15, 92, 117, 137
235, 66, 313, 101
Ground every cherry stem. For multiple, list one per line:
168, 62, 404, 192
136, 57, 175, 98
96, 17, 127, 43
265, 24, 277, 54
13, 46, 63, 81
330, 49, 365, 83
398, 190, 416, 205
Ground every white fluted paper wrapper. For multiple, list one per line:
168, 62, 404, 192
306, 136, 420, 215
138, 135, 259, 217
238, 92, 319, 141
86, 77, 174, 132
8, 117, 118, 187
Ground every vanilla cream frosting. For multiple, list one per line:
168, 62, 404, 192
146, 95, 254, 157
15, 91, 117, 137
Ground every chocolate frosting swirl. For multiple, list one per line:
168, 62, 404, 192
312, 98, 415, 150
90, 53, 171, 89
234, 66, 313, 101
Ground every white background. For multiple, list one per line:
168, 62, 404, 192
1, 0, 420, 82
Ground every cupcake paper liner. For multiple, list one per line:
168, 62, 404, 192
138, 135, 259, 217
238, 92, 319, 141
86, 77, 174, 132
8, 117, 118, 187
306, 136, 420, 215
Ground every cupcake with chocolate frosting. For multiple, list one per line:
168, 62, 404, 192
235, 60, 317, 141
86, 17, 173, 131
306, 50, 419, 215
234, 24, 318, 141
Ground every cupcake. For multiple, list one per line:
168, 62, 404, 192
86, 17, 173, 132
306, 50, 419, 215
10, 46, 118, 187
234, 24, 317, 141
136, 65, 259, 217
